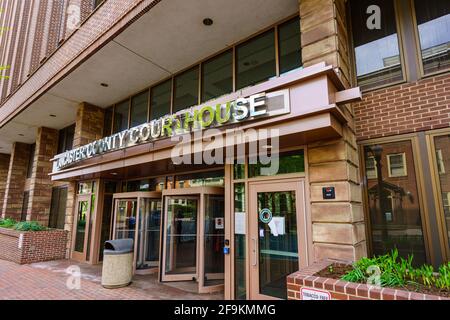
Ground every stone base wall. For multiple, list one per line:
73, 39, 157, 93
0, 227, 68, 264
287, 260, 449, 300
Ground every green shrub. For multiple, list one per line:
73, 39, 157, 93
0, 218, 16, 228
341, 249, 450, 291
14, 221, 46, 232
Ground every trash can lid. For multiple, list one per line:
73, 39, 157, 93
104, 238, 134, 255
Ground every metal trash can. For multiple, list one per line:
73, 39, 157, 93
101, 239, 134, 288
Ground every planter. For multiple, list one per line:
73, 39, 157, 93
0, 227, 68, 264
287, 260, 450, 300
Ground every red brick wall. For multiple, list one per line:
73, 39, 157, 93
287, 260, 449, 300
0, 227, 68, 264
354, 73, 450, 141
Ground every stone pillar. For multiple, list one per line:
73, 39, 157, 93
2, 143, 32, 220
300, 0, 351, 88
73, 102, 105, 147
64, 102, 104, 257
299, 0, 366, 261
0, 154, 11, 216
27, 127, 59, 224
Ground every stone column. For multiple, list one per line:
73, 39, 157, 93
73, 102, 105, 147
0, 154, 11, 216
300, 0, 351, 88
64, 102, 104, 257
27, 127, 59, 224
299, 0, 366, 261
2, 142, 32, 220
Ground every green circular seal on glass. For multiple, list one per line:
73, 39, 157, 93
259, 208, 272, 224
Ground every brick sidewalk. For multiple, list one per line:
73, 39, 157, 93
0, 259, 223, 300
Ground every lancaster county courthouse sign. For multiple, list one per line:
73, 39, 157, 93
52, 89, 290, 172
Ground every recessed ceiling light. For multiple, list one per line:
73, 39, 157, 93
18, 134, 24, 137
203, 18, 213, 26
50, 114, 56, 117
100, 83, 109, 87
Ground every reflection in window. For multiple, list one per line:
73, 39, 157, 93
350, 0, 403, 90
433, 135, 450, 251
366, 156, 377, 179
236, 29, 276, 90
175, 170, 224, 188
150, 80, 171, 120
248, 149, 305, 178
387, 153, 407, 177
130, 91, 148, 127
103, 107, 113, 137
363, 142, 426, 265
436, 149, 445, 174
113, 100, 129, 133
278, 17, 302, 74
202, 50, 233, 102
49, 187, 68, 229
173, 66, 199, 113
414, 0, 450, 74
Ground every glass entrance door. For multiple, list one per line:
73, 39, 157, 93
248, 180, 307, 300
112, 193, 162, 272
162, 197, 199, 281
72, 195, 92, 262
137, 198, 162, 269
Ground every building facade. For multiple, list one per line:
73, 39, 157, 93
0, 0, 448, 300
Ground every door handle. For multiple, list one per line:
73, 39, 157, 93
252, 238, 257, 266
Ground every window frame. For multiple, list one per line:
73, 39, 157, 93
359, 135, 433, 265
410, 0, 450, 78
387, 152, 408, 177
347, 0, 408, 92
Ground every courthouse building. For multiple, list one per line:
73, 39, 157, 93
0, 0, 448, 299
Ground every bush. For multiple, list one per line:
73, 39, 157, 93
14, 221, 46, 232
0, 218, 16, 228
0, 218, 46, 231
341, 249, 450, 291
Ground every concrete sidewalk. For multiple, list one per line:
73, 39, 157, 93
0, 259, 223, 300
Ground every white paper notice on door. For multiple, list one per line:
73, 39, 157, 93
269, 217, 285, 236
234, 212, 246, 235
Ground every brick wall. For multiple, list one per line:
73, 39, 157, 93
287, 260, 449, 300
0, 227, 68, 264
2, 142, 32, 220
354, 73, 450, 141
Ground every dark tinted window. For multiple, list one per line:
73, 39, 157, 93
173, 66, 199, 112
103, 107, 113, 137
150, 80, 172, 120
130, 91, 149, 127
279, 17, 302, 74
49, 187, 68, 229
113, 100, 129, 133
236, 29, 276, 89
202, 50, 233, 102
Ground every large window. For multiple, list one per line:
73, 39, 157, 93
236, 29, 276, 90
201, 50, 233, 102
350, 0, 403, 90
173, 66, 199, 113
58, 124, 75, 154
49, 187, 68, 229
414, 0, 450, 75
278, 17, 302, 74
150, 80, 171, 121
26, 143, 36, 179
130, 91, 149, 127
363, 141, 427, 265
113, 100, 129, 133
101, 16, 302, 136
433, 134, 450, 253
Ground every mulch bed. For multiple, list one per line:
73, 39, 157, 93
314, 263, 450, 298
